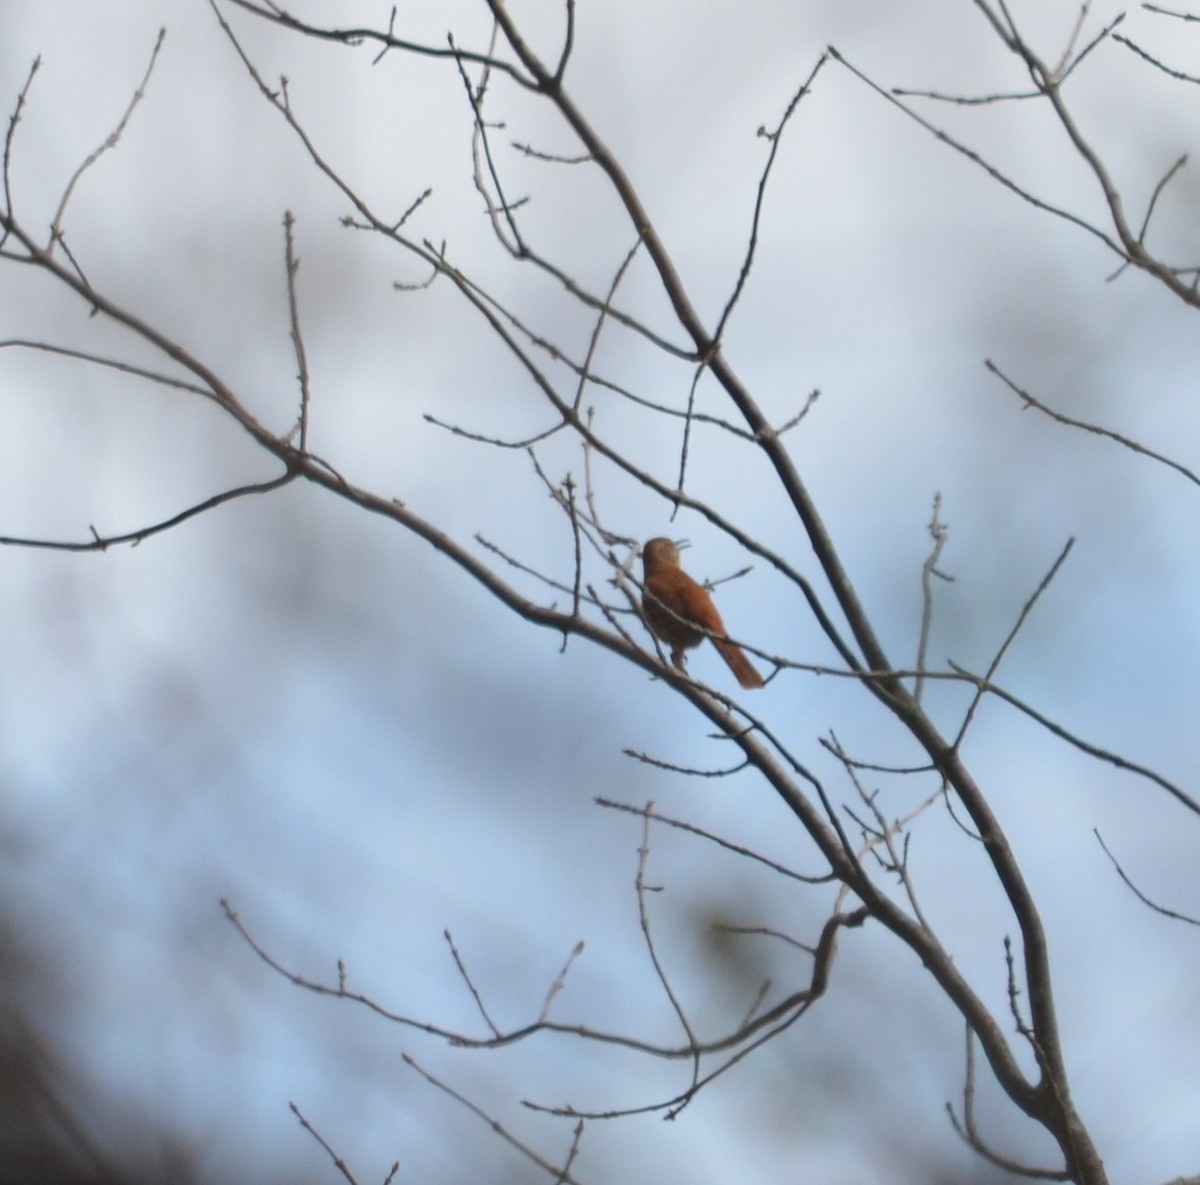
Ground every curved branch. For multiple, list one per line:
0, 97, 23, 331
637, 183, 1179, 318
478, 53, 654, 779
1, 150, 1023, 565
217, 0, 539, 88
1094, 831, 1200, 926
949, 662, 1200, 819
972, 2, 1200, 306
987, 359, 1200, 489
0, 473, 296, 552
947, 1030, 1070, 1180
221, 897, 868, 1065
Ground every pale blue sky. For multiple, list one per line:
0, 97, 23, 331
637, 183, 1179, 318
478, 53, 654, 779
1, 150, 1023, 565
2, 3, 1199, 1183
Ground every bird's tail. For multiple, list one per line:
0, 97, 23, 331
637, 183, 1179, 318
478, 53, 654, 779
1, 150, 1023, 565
712, 638, 765, 690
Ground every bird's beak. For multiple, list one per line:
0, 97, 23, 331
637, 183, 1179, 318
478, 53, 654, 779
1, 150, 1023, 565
675, 538, 691, 551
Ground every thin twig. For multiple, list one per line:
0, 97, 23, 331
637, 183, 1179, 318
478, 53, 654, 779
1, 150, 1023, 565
988, 359, 1200, 488
565, 473, 583, 631
572, 237, 641, 413
1143, 2, 1200, 19
424, 411, 565, 450
596, 796, 832, 884
632, 806, 703, 1104
953, 537, 1074, 749
1136, 153, 1189, 243
220, 0, 540, 88
1116, 33, 1200, 84
621, 749, 751, 778
557, 1119, 585, 1185
552, 0, 575, 85
282, 211, 312, 451
50, 28, 166, 247
289, 1103, 361, 1185
714, 924, 814, 955
0, 337, 220, 400
524, 907, 868, 1121
712, 52, 829, 345
1094, 830, 1200, 925
824, 732, 943, 930
536, 941, 586, 1024
673, 364, 704, 508
2, 56, 41, 251
946, 1030, 1069, 1180
444, 930, 501, 1038
0, 474, 296, 552
830, 47, 1126, 260
403, 1054, 587, 1185
949, 662, 1200, 817
223, 896, 823, 1060
915, 492, 950, 703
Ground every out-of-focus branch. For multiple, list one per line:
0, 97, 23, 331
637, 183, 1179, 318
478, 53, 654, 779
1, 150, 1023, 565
220, 896, 866, 1068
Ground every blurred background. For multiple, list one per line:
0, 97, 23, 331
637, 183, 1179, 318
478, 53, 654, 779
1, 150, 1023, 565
1, 2, 1199, 1182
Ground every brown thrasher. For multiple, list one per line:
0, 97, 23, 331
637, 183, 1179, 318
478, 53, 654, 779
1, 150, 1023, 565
641, 537, 765, 690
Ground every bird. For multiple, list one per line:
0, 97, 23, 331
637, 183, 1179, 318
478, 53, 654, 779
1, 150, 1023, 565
640, 537, 765, 690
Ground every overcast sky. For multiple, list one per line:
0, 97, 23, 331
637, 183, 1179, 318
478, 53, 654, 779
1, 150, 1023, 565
2, 3, 1199, 1183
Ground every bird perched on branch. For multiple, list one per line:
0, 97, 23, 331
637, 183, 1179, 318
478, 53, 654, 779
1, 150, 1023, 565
641, 537, 765, 690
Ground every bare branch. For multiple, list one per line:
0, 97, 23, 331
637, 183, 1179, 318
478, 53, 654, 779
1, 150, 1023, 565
49, 28, 166, 249
10, 5, 1187, 1178
552, 0, 575, 85
1137, 153, 1190, 245
289, 1103, 362, 1185
977, 3, 1200, 305
714, 923, 815, 955
536, 941, 586, 1024
402, 1054, 588, 1185
1115, 32, 1200, 85
0, 337, 220, 401
218, 0, 540, 88
423, 411, 565, 450
211, 0, 868, 677
620, 749, 753, 779
454, 22, 526, 253
947, 1029, 1071, 1180
512, 140, 590, 165
572, 237, 641, 413
444, 930, 501, 1039
1143, 2, 1200, 19
914, 491, 951, 703
1, 56, 40, 251
824, 732, 945, 931
711, 52, 830, 345
953, 537, 1075, 749
988, 359, 1200, 488
1094, 831, 1200, 925
831, 47, 1126, 261
595, 796, 833, 885
524, 906, 870, 1122
632, 806, 703, 1105
0, 474, 295, 553
221, 895, 854, 1062
949, 663, 1200, 818
282, 211, 312, 451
